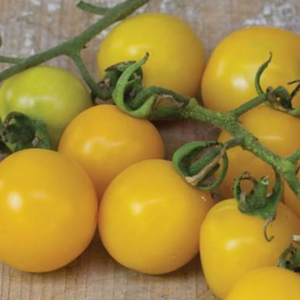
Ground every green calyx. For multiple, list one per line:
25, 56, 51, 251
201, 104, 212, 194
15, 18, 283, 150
173, 141, 228, 191
0, 112, 51, 157
278, 235, 300, 273
112, 54, 190, 120
233, 170, 282, 220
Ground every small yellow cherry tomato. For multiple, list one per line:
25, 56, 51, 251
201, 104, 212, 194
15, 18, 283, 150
200, 199, 300, 299
284, 173, 300, 218
218, 105, 300, 199
0, 66, 92, 148
226, 267, 300, 300
99, 159, 213, 275
97, 13, 205, 97
59, 105, 164, 198
202, 26, 300, 112
0, 149, 98, 273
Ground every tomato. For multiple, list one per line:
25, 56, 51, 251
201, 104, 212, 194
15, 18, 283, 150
97, 13, 205, 97
99, 159, 213, 275
202, 26, 300, 112
59, 104, 164, 198
226, 267, 300, 300
284, 173, 300, 218
200, 199, 300, 299
0, 66, 92, 148
218, 105, 300, 199
0, 149, 98, 273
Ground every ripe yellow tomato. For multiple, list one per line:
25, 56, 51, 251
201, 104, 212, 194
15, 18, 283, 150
284, 173, 300, 218
0, 149, 98, 272
0, 66, 92, 148
59, 105, 164, 198
218, 105, 300, 199
200, 199, 300, 299
97, 13, 205, 97
202, 26, 300, 112
99, 159, 213, 274
226, 267, 300, 300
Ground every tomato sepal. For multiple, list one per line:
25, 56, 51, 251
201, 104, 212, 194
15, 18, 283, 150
0, 112, 51, 155
173, 140, 228, 191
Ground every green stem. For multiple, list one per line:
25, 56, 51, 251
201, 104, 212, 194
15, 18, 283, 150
70, 51, 105, 99
0, 56, 24, 64
76, 1, 109, 15
287, 149, 300, 164
230, 94, 267, 117
0, 0, 150, 85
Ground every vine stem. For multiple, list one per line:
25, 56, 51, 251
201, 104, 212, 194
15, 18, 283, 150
180, 99, 300, 199
0, 0, 150, 89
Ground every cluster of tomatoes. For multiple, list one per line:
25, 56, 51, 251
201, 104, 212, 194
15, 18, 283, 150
1, 12, 300, 300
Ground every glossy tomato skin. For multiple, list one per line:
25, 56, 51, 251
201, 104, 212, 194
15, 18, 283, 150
226, 267, 300, 300
200, 199, 300, 299
218, 105, 300, 199
0, 66, 92, 148
97, 13, 205, 97
59, 105, 164, 199
284, 173, 300, 218
0, 149, 98, 273
99, 159, 213, 275
202, 26, 300, 112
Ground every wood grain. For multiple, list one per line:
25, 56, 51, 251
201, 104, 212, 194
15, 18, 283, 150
0, 0, 299, 299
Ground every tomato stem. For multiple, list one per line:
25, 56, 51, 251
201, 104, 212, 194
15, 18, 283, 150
76, 1, 109, 15
0, 0, 150, 90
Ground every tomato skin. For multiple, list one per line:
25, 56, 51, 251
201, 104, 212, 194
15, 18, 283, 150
0, 149, 98, 273
0, 66, 92, 148
218, 105, 300, 198
284, 173, 300, 218
226, 267, 300, 300
202, 26, 300, 112
99, 159, 213, 275
59, 105, 164, 198
97, 13, 205, 97
200, 199, 300, 299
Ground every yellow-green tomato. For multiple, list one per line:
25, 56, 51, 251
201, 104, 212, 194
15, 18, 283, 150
0, 149, 98, 273
226, 267, 300, 300
200, 199, 300, 299
202, 26, 300, 112
59, 104, 164, 199
97, 13, 205, 97
0, 66, 92, 148
99, 159, 213, 275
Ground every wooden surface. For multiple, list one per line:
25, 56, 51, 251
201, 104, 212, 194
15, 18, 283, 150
0, 0, 300, 299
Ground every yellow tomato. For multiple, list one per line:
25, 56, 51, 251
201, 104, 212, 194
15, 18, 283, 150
226, 267, 300, 300
284, 173, 300, 218
59, 105, 164, 198
99, 159, 213, 274
97, 13, 205, 97
0, 149, 98, 272
0, 66, 92, 148
202, 26, 300, 112
200, 199, 300, 299
218, 105, 300, 198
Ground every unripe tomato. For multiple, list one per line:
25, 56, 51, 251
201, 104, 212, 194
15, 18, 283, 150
200, 199, 300, 299
202, 26, 300, 112
218, 105, 300, 199
97, 13, 205, 97
0, 149, 98, 272
99, 159, 213, 275
0, 66, 92, 148
226, 267, 300, 300
284, 173, 300, 218
59, 105, 164, 198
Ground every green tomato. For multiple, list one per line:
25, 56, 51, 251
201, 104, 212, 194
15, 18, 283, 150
0, 66, 92, 148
